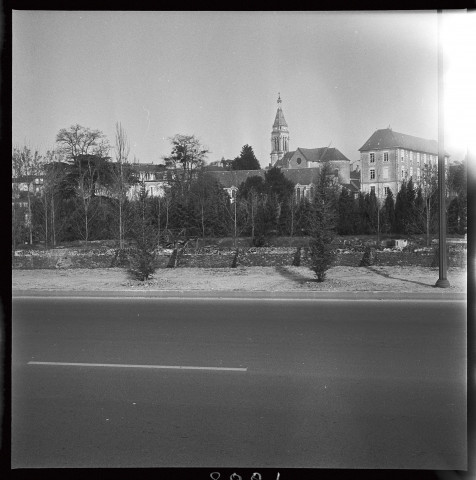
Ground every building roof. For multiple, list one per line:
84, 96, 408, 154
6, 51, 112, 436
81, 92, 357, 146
207, 167, 322, 189
342, 182, 360, 193
358, 128, 449, 156
274, 151, 294, 168
296, 147, 350, 163
202, 165, 226, 172
273, 107, 288, 129
207, 170, 266, 189
131, 163, 166, 172
275, 147, 350, 167
281, 168, 321, 185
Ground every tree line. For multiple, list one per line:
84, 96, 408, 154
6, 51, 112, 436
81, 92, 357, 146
12, 124, 467, 252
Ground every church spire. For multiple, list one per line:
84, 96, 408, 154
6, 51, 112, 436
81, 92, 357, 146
272, 93, 288, 129
270, 93, 290, 166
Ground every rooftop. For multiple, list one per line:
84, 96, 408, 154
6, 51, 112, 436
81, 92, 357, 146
359, 128, 449, 156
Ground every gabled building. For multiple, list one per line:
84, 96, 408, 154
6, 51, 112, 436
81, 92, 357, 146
275, 147, 351, 184
207, 169, 266, 203
267, 94, 352, 195
358, 127, 449, 199
128, 162, 169, 199
208, 167, 354, 204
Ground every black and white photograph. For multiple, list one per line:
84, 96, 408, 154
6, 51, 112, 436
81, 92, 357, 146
11, 9, 472, 475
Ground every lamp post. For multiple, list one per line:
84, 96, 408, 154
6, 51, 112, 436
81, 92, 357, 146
435, 9, 450, 288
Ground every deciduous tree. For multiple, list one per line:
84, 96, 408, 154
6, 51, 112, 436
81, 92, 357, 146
163, 134, 209, 195
56, 124, 110, 162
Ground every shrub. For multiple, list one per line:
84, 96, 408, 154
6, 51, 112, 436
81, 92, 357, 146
128, 247, 156, 281
309, 237, 334, 282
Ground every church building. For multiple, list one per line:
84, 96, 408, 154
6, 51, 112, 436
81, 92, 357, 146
208, 94, 357, 202
269, 94, 353, 193
270, 93, 290, 165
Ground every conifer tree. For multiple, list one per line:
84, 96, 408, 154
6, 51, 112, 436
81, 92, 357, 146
308, 163, 337, 282
231, 145, 261, 170
357, 192, 368, 234
381, 188, 395, 234
337, 187, 355, 235
128, 182, 157, 281
394, 180, 408, 234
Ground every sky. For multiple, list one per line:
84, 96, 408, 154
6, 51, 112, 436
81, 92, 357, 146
12, 10, 476, 168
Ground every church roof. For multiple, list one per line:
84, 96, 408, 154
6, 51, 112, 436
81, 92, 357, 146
207, 167, 323, 189
274, 151, 294, 168
359, 128, 448, 156
296, 147, 350, 163
207, 169, 265, 189
273, 107, 288, 129
281, 168, 321, 185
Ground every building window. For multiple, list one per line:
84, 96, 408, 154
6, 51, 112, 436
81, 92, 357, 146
296, 188, 301, 202
370, 168, 376, 180
383, 166, 389, 179
370, 153, 375, 163
296, 157, 301, 165
401, 168, 405, 179
370, 186, 375, 194
383, 152, 389, 162
384, 186, 390, 196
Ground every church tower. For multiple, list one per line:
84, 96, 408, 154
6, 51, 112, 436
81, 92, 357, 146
270, 93, 290, 166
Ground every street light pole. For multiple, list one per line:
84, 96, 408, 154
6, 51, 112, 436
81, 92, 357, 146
435, 9, 450, 288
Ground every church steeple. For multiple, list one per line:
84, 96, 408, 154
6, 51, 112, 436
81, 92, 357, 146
270, 93, 290, 166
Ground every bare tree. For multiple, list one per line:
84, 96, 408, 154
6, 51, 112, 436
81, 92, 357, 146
73, 157, 104, 244
12, 148, 25, 249
55, 125, 112, 244
418, 162, 438, 246
56, 124, 110, 162
37, 149, 68, 247
12, 146, 42, 245
112, 122, 131, 249
163, 134, 209, 195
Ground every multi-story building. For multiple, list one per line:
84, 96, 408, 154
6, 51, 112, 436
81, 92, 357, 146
358, 127, 449, 200
127, 162, 169, 199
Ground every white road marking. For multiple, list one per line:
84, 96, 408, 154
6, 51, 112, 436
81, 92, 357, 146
28, 361, 247, 372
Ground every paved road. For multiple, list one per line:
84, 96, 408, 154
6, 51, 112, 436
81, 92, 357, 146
12, 298, 467, 469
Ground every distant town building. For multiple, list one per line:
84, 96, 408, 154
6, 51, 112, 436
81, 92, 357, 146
358, 128, 450, 199
127, 163, 169, 199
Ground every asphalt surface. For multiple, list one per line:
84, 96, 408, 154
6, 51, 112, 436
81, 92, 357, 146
12, 297, 467, 469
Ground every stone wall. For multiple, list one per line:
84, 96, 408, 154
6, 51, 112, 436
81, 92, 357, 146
12, 244, 467, 270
